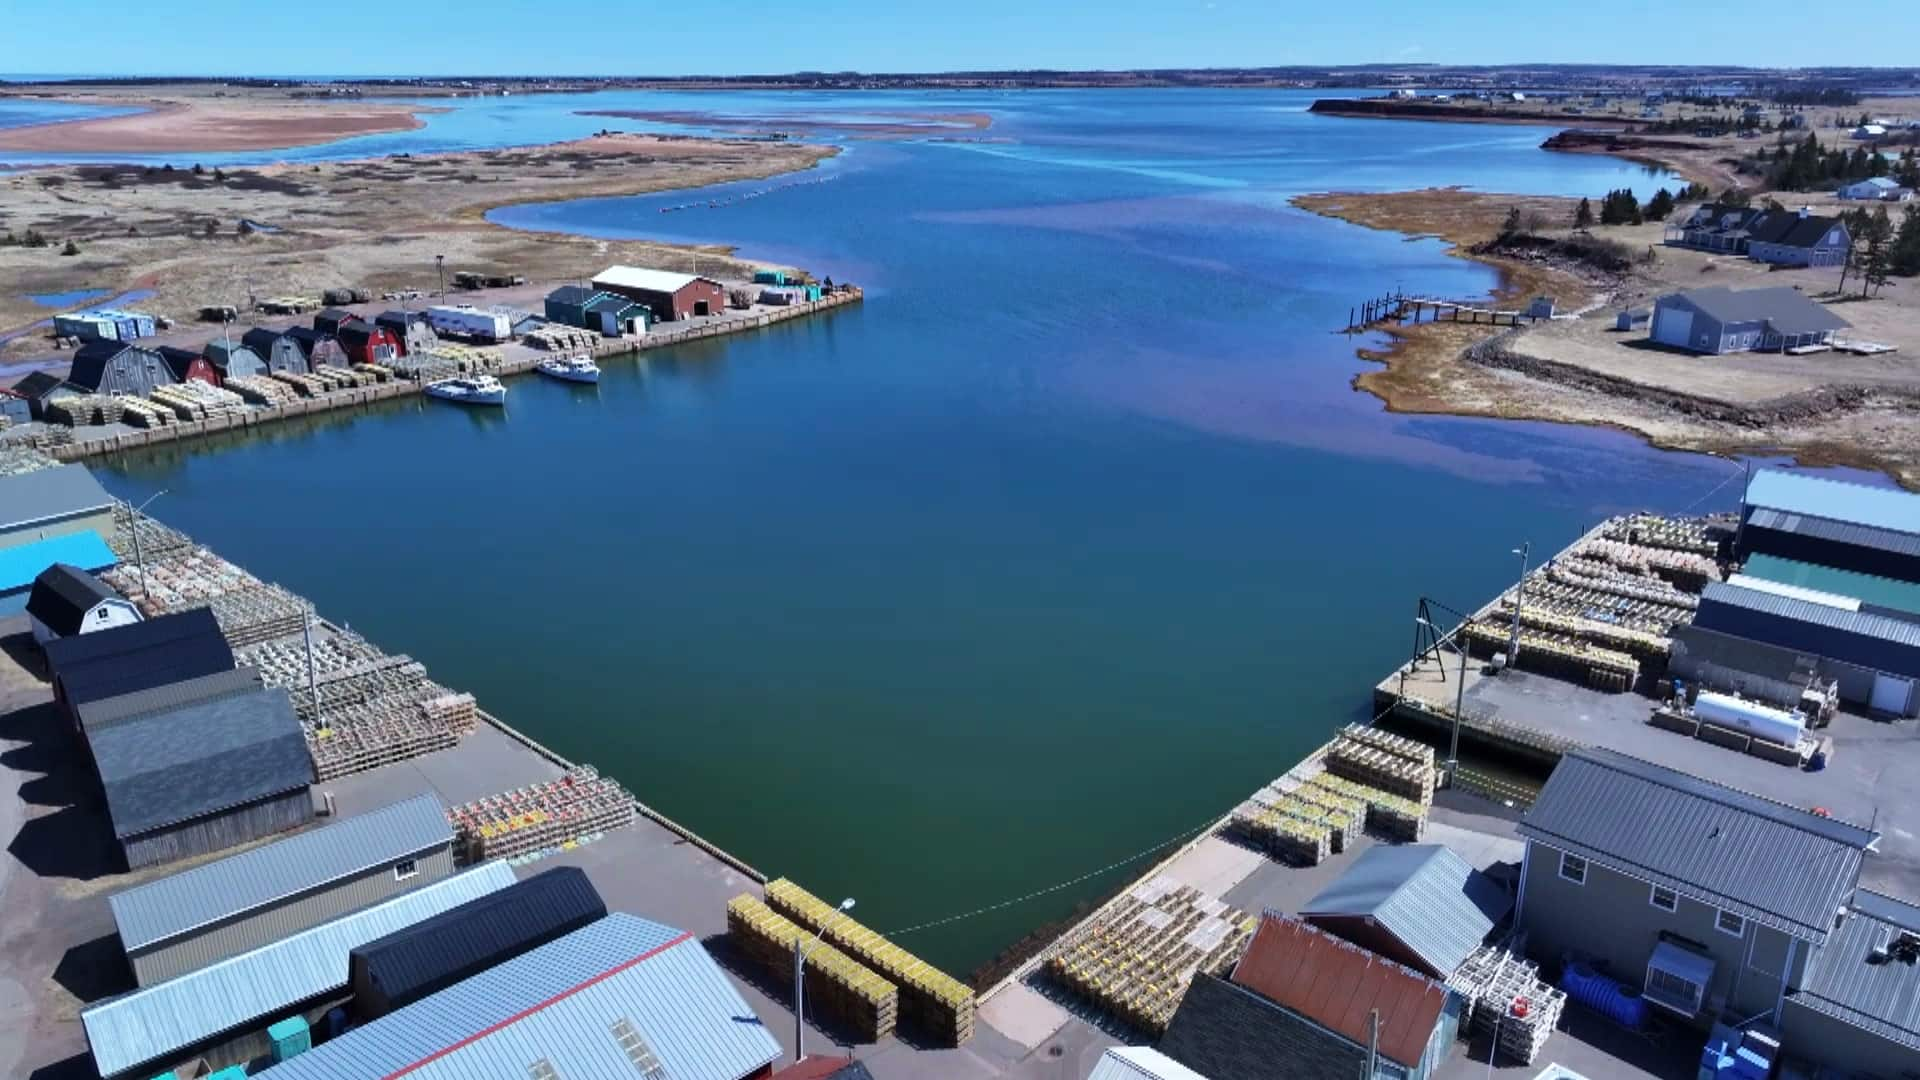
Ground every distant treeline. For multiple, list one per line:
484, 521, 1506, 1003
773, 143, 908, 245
1751, 136, 1920, 191
1765, 85, 1862, 107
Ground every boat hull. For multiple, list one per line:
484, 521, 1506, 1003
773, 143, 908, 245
425, 385, 507, 406
537, 365, 600, 385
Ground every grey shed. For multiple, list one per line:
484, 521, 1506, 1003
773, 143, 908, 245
109, 791, 452, 986
1299, 843, 1512, 978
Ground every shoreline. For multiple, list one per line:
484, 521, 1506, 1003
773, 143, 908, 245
1293, 189, 1920, 490
0, 95, 437, 153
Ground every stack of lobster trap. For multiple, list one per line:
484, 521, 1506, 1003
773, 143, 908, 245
448, 765, 636, 863
726, 895, 900, 1042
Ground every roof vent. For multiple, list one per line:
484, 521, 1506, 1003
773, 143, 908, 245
1798, 206, 1812, 218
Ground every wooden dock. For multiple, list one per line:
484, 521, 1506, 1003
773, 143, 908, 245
1346, 291, 1545, 333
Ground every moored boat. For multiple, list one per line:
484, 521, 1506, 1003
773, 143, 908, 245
423, 375, 507, 406
536, 354, 601, 384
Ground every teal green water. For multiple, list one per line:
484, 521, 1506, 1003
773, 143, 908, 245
81, 90, 1838, 974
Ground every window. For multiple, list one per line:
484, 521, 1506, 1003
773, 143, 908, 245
392, 859, 418, 881
1716, 909, 1745, 937
1650, 885, 1678, 913
1558, 852, 1587, 885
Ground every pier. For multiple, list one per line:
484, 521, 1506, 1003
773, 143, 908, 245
1347, 291, 1546, 333
32, 286, 863, 464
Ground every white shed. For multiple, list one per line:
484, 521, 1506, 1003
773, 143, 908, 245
26, 563, 140, 645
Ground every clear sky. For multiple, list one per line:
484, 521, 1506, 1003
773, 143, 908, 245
6, 0, 1919, 76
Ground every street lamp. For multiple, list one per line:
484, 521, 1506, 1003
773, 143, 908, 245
794, 897, 854, 1062
129, 490, 167, 598
1506, 542, 1531, 670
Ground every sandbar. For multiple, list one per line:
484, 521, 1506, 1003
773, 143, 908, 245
0, 99, 435, 153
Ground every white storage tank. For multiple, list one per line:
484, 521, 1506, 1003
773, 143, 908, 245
1694, 691, 1804, 747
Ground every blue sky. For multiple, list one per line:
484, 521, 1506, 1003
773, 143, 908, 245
6, 0, 1919, 76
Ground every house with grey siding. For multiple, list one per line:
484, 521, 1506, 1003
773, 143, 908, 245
110, 791, 453, 986
84, 685, 314, 870
240, 328, 311, 376
1516, 749, 1877, 1030
68, 340, 177, 397
1650, 286, 1849, 355
1780, 890, 1920, 1077
1743, 208, 1851, 267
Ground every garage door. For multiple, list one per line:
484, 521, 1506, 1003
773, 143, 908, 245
1871, 672, 1913, 715
1652, 306, 1693, 348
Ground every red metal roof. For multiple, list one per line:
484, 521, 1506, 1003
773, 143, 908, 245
771, 1057, 866, 1080
1230, 915, 1448, 1067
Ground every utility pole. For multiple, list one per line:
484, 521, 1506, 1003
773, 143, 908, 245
1506, 541, 1531, 670
303, 604, 320, 720
1451, 620, 1468, 781
435, 254, 446, 300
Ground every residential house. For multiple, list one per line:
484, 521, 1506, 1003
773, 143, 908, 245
1665, 203, 1766, 253
1160, 915, 1459, 1080
249, 912, 782, 1080
109, 792, 453, 986
1838, 177, 1914, 201
0, 463, 115, 551
1781, 889, 1920, 1077
82, 863, 516, 1079
592, 265, 727, 323
25, 563, 139, 645
1299, 843, 1511, 980
68, 340, 176, 397
1745, 208, 1850, 266
1516, 748, 1877, 1026
1649, 286, 1849, 355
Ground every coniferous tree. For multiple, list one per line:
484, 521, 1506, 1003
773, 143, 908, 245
1573, 198, 1594, 229
1891, 205, 1920, 277
1645, 189, 1676, 221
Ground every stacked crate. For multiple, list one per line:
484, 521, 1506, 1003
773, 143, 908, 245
1462, 620, 1639, 689
1311, 773, 1427, 842
526, 325, 598, 351
449, 766, 637, 863
1044, 876, 1254, 1036
225, 374, 298, 405
0, 445, 59, 476
1446, 946, 1565, 1066
1325, 735, 1435, 806
354, 364, 395, 383
270, 370, 329, 398
45, 394, 116, 426
726, 895, 899, 1042
151, 382, 246, 420
309, 715, 458, 781
765, 878, 976, 1046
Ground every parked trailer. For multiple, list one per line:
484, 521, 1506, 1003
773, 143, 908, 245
425, 305, 512, 343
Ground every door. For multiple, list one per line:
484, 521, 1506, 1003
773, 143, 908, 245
1871, 673, 1913, 715
1652, 306, 1693, 348
694, 300, 711, 317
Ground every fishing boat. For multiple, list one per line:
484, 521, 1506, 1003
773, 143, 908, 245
423, 375, 507, 406
536, 354, 600, 384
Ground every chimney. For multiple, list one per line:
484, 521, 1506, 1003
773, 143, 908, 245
1799, 206, 1811, 219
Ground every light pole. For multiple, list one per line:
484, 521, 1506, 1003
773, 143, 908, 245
129, 490, 167, 599
1506, 542, 1531, 670
794, 897, 854, 1063
435, 254, 446, 300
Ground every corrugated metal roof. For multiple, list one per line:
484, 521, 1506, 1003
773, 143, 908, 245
771, 1058, 878, 1080
83, 862, 516, 1078
24, 563, 119, 636
1087, 1047, 1213, 1080
88, 685, 311, 839
0, 463, 114, 532
1747, 470, 1920, 537
1299, 844, 1510, 977
592, 265, 712, 294
1724, 572, 1861, 611
1746, 507, 1920, 561
1699, 581, 1920, 649
76, 666, 264, 735
1743, 554, 1920, 617
1228, 915, 1447, 1068
0, 530, 115, 594
1791, 889, 1920, 1052
350, 865, 605, 1011
110, 792, 449, 954
44, 607, 234, 706
254, 912, 781, 1080
1516, 749, 1874, 941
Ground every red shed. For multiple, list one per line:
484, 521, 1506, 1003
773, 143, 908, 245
154, 346, 220, 387
334, 318, 401, 365
591, 265, 727, 323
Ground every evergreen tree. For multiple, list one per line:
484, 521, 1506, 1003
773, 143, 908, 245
1645, 188, 1676, 221
1862, 206, 1895, 297
1573, 198, 1594, 229
1891, 204, 1920, 277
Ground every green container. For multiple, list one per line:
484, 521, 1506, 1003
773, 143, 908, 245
753, 269, 789, 285
268, 1014, 311, 1061
208, 1068, 249, 1080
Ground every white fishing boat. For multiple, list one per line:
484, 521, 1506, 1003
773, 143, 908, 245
536, 354, 601, 384
423, 375, 507, 406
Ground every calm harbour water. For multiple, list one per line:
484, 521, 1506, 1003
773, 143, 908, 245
16, 89, 1870, 972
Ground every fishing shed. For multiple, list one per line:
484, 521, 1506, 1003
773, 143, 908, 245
68, 340, 176, 397
203, 339, 267, 382
26, 563, 140, 646
285, 326, 350, 369
335, 318, 400, 365
592, 265, 727, 323
44, 607, 235, 721
154, 346, 220, 386
241, 329, 312, 376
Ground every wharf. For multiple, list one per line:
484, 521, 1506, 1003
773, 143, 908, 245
32, 286, 862, 464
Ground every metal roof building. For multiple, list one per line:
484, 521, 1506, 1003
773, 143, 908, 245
0, 463, 116, 552
1783, 889, 1920, 1076
45, 607, 235, 716
1740, 471, 1920, 582
771, 1058, 880, 1080
349, 864, 605, 1017
1518, 748, 1875, 943
0, 529, 115, 618
24, 561, 138, 644
75, 665, 264, 735
1087, 1046, 1213, 1080
591, 264, 726, 323
1742, 554, 1920, 617
1691, 580, 1920, 715
87, 684, 313, 870
111, 792, 453, 986
255, 912, 781, 1080
1299, 844, 1511, 979
83, 862, 516, 1079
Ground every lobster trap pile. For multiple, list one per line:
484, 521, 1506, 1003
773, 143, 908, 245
150, 382, 246, 421
1495, 596, 1672, 658
44, 394, 121, 426
448, 766, 636, 863
1464, 619, 1640, 692
525, 325, 598, 351
224, 374, 299, 405
1043, 875, 1254, 1036
0, 445, 60, 477
101, 546, 308, 646
420, 343, 503, 373
270, 370, 331, 398
1575, 537, 1722, 592
1446, 945, 1566, 1066
118, 397, 175, 428
765, 878, 976, 1046
1325, 727, 1436, 805
1603, 513, 1721, 558
726, 895, 899, 1042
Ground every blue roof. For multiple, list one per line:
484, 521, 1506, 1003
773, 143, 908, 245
82, 862, 516, 1078
0, 530, 115, 594
110, 793, 451, 953
256, 913, 781, 1080
1746, 469, 1920, 538
1299, 844, 1510, 977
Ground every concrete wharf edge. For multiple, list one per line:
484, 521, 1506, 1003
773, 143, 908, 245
46, 289, 864, 464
